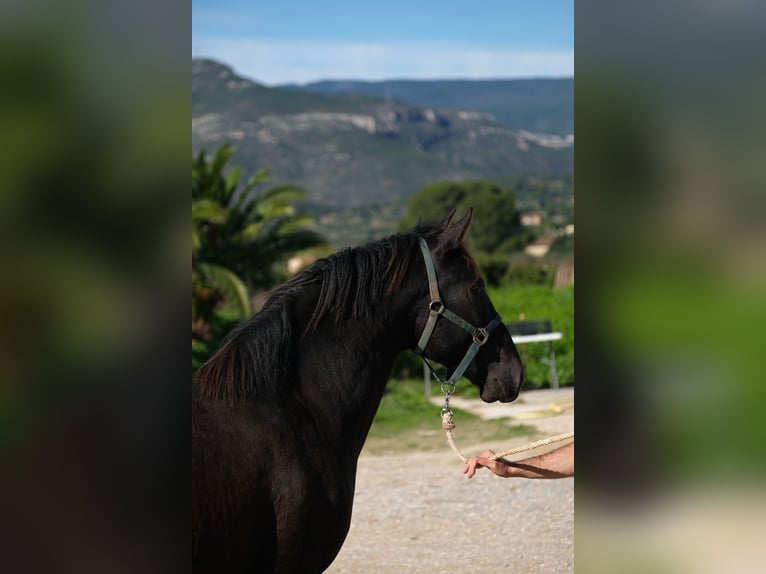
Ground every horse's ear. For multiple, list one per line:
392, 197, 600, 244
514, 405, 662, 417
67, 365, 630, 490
440, 208, 457, 228
438, 208, 473, 250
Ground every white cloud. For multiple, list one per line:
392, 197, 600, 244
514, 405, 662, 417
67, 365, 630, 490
192, 38, 573, 85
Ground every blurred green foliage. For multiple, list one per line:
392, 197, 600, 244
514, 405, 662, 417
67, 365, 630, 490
577, 70, 766, 483
576, 3, 766, 572
399, 180, 530, 253
0, 6, 188, 412
503, 260, 556, 287
192, 145, 325, 370
473, 253, 510, 286
0, 6, 189, 570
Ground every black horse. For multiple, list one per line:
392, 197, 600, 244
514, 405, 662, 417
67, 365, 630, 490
192, 209, 524, 573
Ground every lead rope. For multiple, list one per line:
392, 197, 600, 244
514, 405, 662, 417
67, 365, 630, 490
422, 357, 466, 460
440, 408, 467, 462
438, 389, 574, 464
487, 431, 574, 461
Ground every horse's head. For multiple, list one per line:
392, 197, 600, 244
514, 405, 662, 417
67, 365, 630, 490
413, 209, 524, 403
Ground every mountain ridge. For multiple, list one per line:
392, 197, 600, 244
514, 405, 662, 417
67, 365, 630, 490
281, 77, 573, 136
192, 58, 573, 245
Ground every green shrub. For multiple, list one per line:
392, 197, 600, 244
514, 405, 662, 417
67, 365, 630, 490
474, 253, 510, 287
391, 350, 424, 379
504, 262, 554, 286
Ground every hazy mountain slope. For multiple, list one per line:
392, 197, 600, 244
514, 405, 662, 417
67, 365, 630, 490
282, 78, 573, 135
192, 59, 573, 212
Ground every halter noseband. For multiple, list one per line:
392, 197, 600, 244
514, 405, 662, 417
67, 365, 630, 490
415, 237, 503, 389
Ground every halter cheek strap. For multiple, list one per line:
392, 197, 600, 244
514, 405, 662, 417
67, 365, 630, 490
415, 238, 503, 388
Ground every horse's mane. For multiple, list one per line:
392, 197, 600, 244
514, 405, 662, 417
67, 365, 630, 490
193, 222, 444, 404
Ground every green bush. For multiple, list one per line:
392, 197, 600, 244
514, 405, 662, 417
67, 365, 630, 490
474, 253, 510, 287
504, 262, 554, 286
391, 350, 424, 379
399, 180, 525, 253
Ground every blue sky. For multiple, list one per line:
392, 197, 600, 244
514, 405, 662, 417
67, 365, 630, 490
192, 1, 573, 85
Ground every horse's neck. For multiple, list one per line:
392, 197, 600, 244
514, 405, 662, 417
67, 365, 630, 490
295, 311, 412, 461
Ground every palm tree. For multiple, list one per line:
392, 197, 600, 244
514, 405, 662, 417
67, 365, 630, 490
192, 145, 324, 365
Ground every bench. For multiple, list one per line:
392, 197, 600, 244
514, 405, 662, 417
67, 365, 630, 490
422, 319, 563, 395
506, 320, 562, 389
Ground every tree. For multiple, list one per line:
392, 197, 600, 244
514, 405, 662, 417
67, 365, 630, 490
192, 145, 324, 367
399, 180, 527, 253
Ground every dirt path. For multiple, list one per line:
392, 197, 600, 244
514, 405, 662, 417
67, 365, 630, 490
325, 388, 574, 573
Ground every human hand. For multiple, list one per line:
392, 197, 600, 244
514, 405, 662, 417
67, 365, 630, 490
463, 449, 507, 479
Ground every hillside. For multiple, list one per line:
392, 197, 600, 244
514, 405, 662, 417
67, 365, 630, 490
283, 78, 573, 136
192, 58, 573, 246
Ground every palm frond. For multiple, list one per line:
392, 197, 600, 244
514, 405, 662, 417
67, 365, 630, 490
196, 263, 251, 318
192, 198, 228, 224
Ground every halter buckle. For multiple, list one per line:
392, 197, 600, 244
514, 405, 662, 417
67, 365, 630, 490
473, 327, 489, 346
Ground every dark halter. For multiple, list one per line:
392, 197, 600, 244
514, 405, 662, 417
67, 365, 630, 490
415, 237, 503, 389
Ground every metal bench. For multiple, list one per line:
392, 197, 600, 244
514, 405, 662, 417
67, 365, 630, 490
506, 320, 562, 389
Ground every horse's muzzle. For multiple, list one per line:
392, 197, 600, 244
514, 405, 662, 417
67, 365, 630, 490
480, 357, 524, 403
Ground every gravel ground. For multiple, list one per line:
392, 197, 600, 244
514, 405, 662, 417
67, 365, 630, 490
325, 389, 574, 573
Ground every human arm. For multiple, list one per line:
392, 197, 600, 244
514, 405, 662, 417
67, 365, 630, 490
463, 441, 574, 479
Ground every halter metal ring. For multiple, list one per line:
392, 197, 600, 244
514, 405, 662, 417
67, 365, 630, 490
429, 299, 445, 314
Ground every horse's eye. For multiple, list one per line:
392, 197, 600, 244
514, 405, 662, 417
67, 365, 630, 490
470, 278, 485, 293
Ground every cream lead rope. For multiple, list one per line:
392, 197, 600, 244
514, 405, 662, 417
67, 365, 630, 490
440, 407, 574, 463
